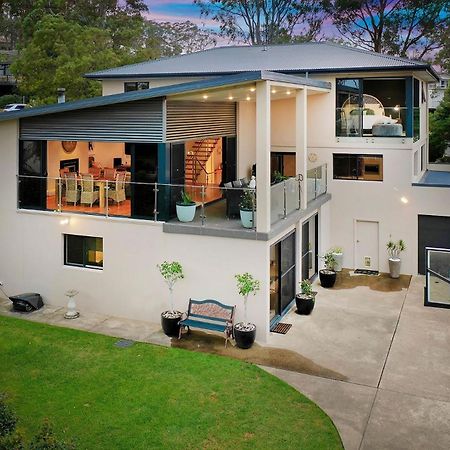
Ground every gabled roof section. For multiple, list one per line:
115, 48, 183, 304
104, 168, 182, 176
0, 70, 331, 123
86, 42, 437, 80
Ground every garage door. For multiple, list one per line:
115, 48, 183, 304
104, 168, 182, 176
418, 215, 450, 274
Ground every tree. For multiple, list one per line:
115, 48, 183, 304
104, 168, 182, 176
194, 0, 326, 45
11, 15, 120, 104
325, 0, 450, 60
429, 87, 450, 163
144, 21, 217, 56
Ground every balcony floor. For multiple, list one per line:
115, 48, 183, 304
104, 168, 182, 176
413, 170, 450, 188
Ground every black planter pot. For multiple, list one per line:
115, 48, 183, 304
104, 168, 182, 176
233, 324, 256, 349
161, 312, 182, 337
319, 269, 337, 288
295, 294, 315, 315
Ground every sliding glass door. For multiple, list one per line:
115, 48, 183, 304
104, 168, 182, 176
302, 214, 318, 281
270, 231, 296, 322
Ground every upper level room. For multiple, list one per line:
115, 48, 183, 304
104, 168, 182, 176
87, 42, 437, 148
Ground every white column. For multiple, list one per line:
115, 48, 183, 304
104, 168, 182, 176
255, 81, 271, 233
296, 88, 308, 210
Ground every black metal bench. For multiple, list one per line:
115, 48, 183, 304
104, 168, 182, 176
178, 299, 235, 347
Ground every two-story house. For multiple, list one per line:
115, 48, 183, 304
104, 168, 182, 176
0, 43, 448, 341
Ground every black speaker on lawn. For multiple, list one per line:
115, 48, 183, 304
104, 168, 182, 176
9, 293, 44, 312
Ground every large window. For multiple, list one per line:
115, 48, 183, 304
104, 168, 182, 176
333, 154, 383, 181
124, 82, 149, 92
64, 234, 103, 269
336, 78, 407, 137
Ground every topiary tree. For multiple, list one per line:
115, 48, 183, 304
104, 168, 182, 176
235, 272, 260, 324
157, 261, 184, 313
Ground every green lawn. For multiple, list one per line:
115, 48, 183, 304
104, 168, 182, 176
0, 316, 342, 449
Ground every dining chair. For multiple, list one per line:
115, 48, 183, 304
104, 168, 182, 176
80, 173, 99, 207
107, 172, 126, 204
64, 172, 80, 205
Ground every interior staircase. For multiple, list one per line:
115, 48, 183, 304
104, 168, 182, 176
185, 138, 220, 185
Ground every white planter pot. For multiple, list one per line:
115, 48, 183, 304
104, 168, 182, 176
240, 209, 255, 228
333, 252, 343, 272
388, 258, 401, 279
176, 203, 196, 222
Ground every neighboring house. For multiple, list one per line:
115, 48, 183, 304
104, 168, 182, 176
0, 43, 449, 341
0, 50, 17, 96
428, 73, 449, 110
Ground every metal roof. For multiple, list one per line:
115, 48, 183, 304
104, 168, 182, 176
0, 70, 330, 123
86, 42, 437, 80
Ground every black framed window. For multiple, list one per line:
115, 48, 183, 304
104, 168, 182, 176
124, 82, 149, 92
333, 154, 383, 181
64, 234, 103, 269
336, 77, 408, 137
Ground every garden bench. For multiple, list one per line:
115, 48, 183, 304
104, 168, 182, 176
178, 299, 235, 347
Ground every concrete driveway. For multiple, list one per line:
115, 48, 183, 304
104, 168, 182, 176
265, 275, 450, 450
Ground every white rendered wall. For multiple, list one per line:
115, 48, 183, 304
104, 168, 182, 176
0, 121, 270, 342
102, 77, 207, 96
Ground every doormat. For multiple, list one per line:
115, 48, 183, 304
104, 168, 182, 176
270, 322, 292, 334
354, 269, 379, 276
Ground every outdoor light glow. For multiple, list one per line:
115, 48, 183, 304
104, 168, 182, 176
60, 218, 70, 225
249, 87, 255, 92
271, 89, 277, 94
202, 94, 208, 99
394, 105, 400, 111
228, 96, 233, 100
246, 96, 251, 101
286, 90, 291, 95
400, 196, 409, 204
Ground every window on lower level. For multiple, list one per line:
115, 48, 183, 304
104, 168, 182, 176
64, 234, 103, 269
124, 82, 149, 92
333, 154, 383, 181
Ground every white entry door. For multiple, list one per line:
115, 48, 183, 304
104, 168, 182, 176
355, 220, 379, 271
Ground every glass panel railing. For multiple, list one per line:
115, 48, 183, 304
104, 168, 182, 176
270, 176, 301, 225
307, 164, 327, 204
425, 248, 450, 307
270, 181, 285, 225
336, 107, 407, 137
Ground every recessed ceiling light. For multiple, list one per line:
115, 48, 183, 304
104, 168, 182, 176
203, 94, 208, 99
400, 196, 408, 204
250, 87, 256, 92
286, 90, 291, 95
271, 89, 277, 94
246, 96, 251, 101
228, 96, 233, 100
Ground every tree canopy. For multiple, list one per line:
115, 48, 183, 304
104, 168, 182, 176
429, 87, 450, 163
325, 0, 450, 59
194, 0, 326, 45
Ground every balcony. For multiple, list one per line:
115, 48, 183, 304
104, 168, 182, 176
17, 164, 329, 240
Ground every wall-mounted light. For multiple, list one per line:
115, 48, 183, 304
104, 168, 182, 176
286, 90, 291, 95
228, 96, 234, 100
246, 96, 251, 101
60, 218, 70, 225
249, 87, 256, 92
271, 89, 277, 94
202, 94, 208, 99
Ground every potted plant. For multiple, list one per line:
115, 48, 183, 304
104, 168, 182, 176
271, 170, 288, 184
387, 239, 406, 279
319, 251, 337, 288
233, 272, 260, 349
332, 247, 344, 272
176, 190, 196, 222
157, 261, 184, 336
295, 280, 317, 315
239, 190, 256, 229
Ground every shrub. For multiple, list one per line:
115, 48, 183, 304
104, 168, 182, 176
0, 94, 22, 109
29, 420, 76, 450
0, 394, 16, 438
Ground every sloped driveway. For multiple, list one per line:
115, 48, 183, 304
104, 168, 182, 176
265, 275, 450, 450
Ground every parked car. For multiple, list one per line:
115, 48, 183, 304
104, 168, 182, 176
3, 104, 28, 112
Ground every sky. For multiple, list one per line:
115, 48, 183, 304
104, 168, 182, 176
144, 1, 214, 27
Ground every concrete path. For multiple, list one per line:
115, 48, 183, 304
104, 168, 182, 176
265, 276, 450, 450
1, 275, 449, 449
